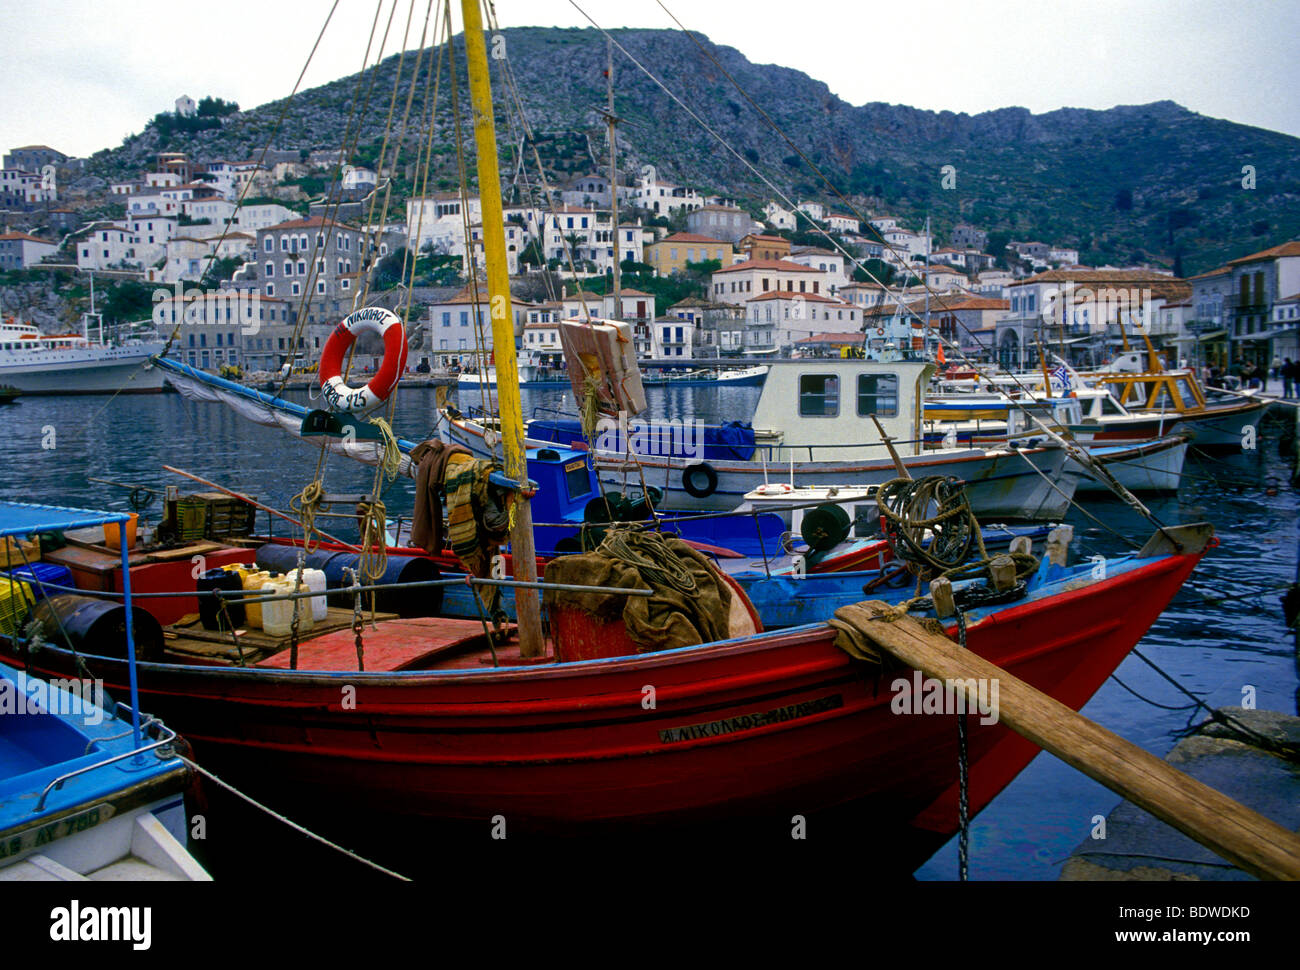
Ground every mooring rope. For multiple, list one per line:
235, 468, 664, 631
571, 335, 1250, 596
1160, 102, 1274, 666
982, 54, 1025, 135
178, 757, 410, 881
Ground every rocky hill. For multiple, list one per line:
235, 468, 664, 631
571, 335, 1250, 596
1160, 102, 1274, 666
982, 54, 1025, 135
85, 26, 1300, 274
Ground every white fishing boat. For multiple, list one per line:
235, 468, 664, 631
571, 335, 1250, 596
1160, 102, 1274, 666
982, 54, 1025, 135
442, 355, 1079, 520
0, 317, 167, 395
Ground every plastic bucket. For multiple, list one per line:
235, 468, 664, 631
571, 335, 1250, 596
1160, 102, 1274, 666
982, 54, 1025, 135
102, 513, 139, 551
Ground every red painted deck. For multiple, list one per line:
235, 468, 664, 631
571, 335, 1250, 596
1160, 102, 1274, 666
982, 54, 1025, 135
255, 617, 509, 671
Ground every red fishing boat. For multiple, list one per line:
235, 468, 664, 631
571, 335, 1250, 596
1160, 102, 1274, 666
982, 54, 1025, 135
4, 525, 1211, 866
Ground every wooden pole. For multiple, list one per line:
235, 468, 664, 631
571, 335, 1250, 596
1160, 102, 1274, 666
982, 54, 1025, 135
460, 0, 544, 657
161, 465, 361, 552
837, 600, 1300, 880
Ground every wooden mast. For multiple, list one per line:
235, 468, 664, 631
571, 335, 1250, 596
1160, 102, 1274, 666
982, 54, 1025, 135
603, 36, 618, 313
461, 0, 544, 656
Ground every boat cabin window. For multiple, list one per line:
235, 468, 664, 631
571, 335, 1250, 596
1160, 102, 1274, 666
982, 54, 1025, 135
799, 374, 840, 417
563, 458, 593, 502
1100, 396, 1124, 416
1175, 379, 1197, 407
856, 374, 898, 417
1144, 384, 1174, 409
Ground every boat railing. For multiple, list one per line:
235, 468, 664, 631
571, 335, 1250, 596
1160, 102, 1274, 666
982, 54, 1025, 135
84, 712, 160, 755
20, 574, 656, 605
36, 718, 180, 812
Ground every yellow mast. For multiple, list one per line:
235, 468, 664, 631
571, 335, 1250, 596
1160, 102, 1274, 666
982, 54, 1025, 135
461, 0, 544, 656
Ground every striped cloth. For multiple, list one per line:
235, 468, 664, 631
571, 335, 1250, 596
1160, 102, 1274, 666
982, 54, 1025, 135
443, 453, 508, 579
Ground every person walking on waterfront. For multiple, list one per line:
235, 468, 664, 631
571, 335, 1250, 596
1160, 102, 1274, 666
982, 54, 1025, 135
1284, 358, 1296, 399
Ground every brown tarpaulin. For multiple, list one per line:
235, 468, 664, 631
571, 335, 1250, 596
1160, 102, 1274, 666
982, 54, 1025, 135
543, 533, 734, 652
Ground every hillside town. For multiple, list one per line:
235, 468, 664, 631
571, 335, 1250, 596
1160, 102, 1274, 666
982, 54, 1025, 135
1, 95, 1297, 387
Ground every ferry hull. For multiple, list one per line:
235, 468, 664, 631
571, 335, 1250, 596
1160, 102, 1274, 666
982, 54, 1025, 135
0, 349, 168, 395
4, 553, 1201, 864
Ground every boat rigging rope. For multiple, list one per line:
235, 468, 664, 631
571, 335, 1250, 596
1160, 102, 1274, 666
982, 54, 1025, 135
177, 756, 410, 881
289, 479, 326, 553
368, 416, 403, 482
357, 498, 389, 585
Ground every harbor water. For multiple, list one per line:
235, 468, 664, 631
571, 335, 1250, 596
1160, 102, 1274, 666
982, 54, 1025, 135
1, 385, 1296, 879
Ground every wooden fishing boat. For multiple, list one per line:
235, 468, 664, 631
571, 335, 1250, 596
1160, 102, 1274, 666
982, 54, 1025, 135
1088, 369, 1269, 449
2, 524, 1212, 866
443, 356, 1078, 521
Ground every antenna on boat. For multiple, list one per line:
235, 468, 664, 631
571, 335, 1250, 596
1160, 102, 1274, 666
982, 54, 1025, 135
461, 0, 545, 657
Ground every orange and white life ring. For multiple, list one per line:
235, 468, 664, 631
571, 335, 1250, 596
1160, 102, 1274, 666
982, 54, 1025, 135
318, 306, 408, 411
875, 327, 885, 336
756, 482, 794, 495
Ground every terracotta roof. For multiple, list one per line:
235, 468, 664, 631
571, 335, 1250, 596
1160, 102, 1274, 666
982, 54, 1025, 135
1008, 266, 1190, 300
1225, 240, 1300, 265
266, 216, 359, 232
714, 258, 822, 275
742, 234, 788, 244
0, 232, 53, 243
655, 232, 731, 245
747, 290, 843, 304
1186, 265, 1233, 280
944, 297, 1009, 311
1275, 292, 1300, 304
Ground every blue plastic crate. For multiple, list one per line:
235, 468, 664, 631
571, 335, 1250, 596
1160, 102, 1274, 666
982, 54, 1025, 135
1, 562, 73, 601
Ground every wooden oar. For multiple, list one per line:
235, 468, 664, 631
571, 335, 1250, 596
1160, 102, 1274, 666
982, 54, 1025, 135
837, 600, 1300, 881
162, 464, 361, 552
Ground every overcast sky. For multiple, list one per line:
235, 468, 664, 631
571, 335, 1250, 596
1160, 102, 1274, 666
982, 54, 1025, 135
4, 0, 1298, 159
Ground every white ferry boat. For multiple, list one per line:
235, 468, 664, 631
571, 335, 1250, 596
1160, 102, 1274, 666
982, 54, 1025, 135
0, 317, 167, 395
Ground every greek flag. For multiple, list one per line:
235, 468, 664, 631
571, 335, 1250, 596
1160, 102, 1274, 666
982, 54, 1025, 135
1051, 364, 1074, 392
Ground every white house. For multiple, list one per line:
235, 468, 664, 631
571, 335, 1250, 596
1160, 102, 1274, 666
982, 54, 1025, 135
233, 203, 300, 232
0, 232, 57, 269
744, 290, 861, 352
632, 169, 702, 215
710, 258, 827, 306
789, 247, 848, 294
925, 265, 969, 290
839, 281, 889, 309
825, 212, 860, 234
763, 201, 797, 231
184, 197, 238, 227
175, 95, 197, 117
406, 193, 482, 257
797, 201, 827, 223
